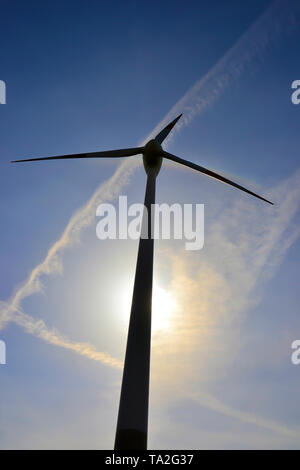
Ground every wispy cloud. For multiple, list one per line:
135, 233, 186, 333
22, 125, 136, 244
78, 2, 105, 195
153, 168, 300, 366
143, 0, 300, 146
150, 168, 300, 440
0, 301, 122, 368
0, 159, 138, 320
0, 157, 139, 364
187, 390, 300, 440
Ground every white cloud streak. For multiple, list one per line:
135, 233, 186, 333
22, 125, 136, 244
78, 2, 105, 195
0, 301, 122, 368
187, 390, 300, 440
143, 0, 300, 146
150, 168, 300, 441
0, 157, 138, 364
155, 168, 300, 356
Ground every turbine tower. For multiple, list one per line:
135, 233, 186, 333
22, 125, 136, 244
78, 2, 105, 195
12, 114, 273, 450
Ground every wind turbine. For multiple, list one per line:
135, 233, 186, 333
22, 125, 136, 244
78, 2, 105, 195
12, 113, 273, 450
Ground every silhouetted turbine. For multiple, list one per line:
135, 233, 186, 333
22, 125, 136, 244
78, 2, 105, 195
12, 114, 273, 450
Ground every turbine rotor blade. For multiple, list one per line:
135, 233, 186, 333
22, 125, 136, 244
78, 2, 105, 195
154, 114, 183, 144
11, 147, 144, 163
163, 151, 274, 205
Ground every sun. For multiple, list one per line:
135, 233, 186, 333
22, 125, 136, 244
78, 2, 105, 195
121, 282, 177, 333
152, 285, 177, 332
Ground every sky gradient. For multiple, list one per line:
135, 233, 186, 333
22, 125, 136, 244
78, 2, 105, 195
0, 0, 300, 449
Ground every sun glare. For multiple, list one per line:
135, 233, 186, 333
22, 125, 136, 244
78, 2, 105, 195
121, 283, 177, 334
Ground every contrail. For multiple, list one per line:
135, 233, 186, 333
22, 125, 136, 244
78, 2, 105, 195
0, 301, 122, 368
151, 168, 300, 441
0, 0, 299, 366
0, 157, 138, 365
0, 157, 138, 330
143, 0, 300, 145
187, 390, 300, 440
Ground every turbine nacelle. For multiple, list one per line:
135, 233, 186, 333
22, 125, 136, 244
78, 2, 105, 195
142, 139, 163, 176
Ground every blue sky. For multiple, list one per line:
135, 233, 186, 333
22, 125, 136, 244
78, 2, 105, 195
0, 0, 300, 449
